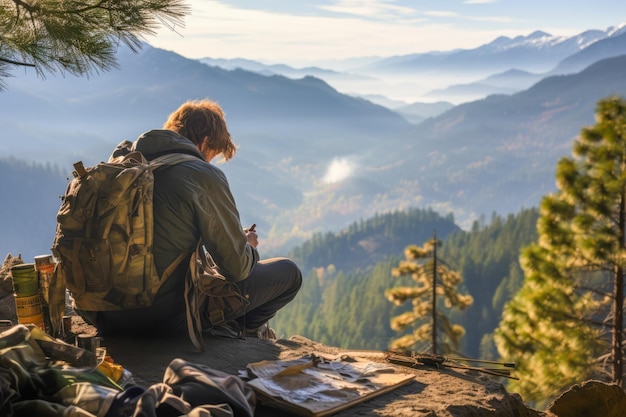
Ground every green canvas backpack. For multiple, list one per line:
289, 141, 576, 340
50, 142, 197, 336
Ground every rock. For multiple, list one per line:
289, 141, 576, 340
3, 292, 614, 417
0, 253, 22, 323
89, 325, 542, 417
545, 380, 626, 417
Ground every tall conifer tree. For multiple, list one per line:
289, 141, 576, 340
495, 96, 626, 402
386, 234, 473, 353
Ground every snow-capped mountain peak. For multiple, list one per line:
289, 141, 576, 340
607, 22, 626, 37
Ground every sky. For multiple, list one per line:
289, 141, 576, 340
147, 0, 626, 67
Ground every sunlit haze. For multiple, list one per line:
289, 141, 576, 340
323, 158, 357, 184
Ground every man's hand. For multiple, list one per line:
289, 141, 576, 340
245, 224, 258, 248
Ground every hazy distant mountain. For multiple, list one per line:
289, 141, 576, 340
255, 54, 626, 239
195, 23, 626, 107
394, 101, 455, 124
425, 82, 513, 102
1, 44, 408, 166
271, 54, 626, 233
199, 57, 342, 79
363, 28, 614, 75
2, 37, 626, 259
397, 55, 626, 220
479, 69, 543, 89
357, 94, 409, 109
419, 27, 626, 103
424, 69, 543, 102
0, 43, 411, 257
199, 58, 464, 122
199, 57, 377, 89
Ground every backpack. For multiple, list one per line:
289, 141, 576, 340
50, 141, 249, 351
50, 141, 198, 336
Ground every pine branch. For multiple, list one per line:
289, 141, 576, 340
0, 56, 35, 67
0, 0, 190, 89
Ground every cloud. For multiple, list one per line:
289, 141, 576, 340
323, 158, 356, 184
147, 0, 588, 66
319, 0, 416, 19
423, 11, 460, 18
464, 0, 498, 4
150, 1, 502, 64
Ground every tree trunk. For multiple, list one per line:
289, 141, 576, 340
432, 231, 437, 355
613, 192, 625, 386
614, 265, 624, 386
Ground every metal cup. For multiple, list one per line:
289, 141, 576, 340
76, 334, 100, 353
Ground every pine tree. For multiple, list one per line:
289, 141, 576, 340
386, 233, 473, 354
494, 96, 626, 402
0, 0, 189, 89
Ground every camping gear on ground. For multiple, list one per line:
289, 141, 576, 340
10, 262, 38, 296
34, 254, 55, 333
34, 254, 54, 304
10, 263, 45, 330
384, 349, 518, 379
0, 324, 255, 417
163, 358, 255, 417
76, 333, 101, 353
245, 353, 415, 417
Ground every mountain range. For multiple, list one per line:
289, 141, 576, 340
1, 22, 626, 259
201, 23, 626, 107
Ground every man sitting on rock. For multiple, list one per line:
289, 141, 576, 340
77, 99, 302, 341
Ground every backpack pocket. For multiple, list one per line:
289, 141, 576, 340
58, 237, 113, 297
77, 238, 113, 293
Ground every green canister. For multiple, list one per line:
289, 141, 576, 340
11, 263, 39, 296
11, 263, 45, 330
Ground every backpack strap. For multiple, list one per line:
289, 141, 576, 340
149, 153, 201, 169
185, 241, 205, 351
102, 151, 199, 309
161, 251, 189, 282
144, 152, 221, 351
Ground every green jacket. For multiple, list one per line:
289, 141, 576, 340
133, 129, 258, 281
93, 129, 258, 335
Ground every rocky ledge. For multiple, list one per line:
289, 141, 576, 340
73, 313, 625, 417
2, 258, 625, 417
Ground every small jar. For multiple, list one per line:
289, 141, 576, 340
34, 255, 56, 335
34, 255, 55, 305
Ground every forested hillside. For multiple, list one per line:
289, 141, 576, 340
441, 210, 539, 358
288, 208, 460, 272
0, 159, 67, 259
273, 207, 539, 358
0, 156, 542, 360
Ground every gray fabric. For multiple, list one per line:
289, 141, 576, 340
164, 358, 254, 417
227, 258, 302, 330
